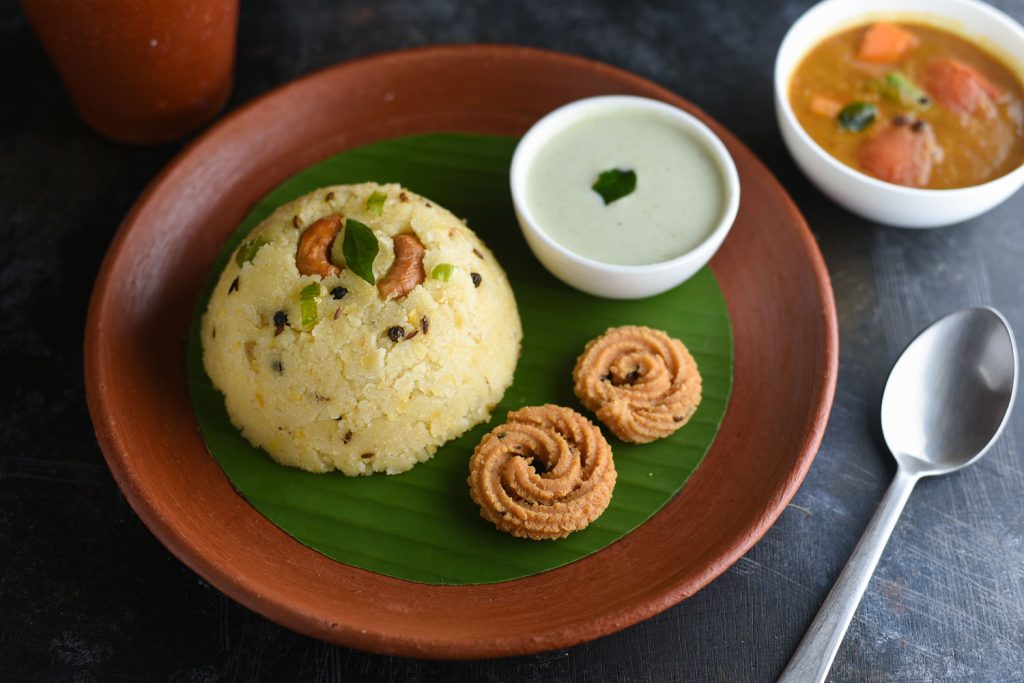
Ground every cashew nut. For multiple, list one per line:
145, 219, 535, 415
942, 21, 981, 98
378, 233, 425, 300
296, 215, 342, 278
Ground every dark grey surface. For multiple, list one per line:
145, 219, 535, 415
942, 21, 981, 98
2, 0, 1023, 680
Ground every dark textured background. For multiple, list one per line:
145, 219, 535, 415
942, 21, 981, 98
2, 0, 1023, 680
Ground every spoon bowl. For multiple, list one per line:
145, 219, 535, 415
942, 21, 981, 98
881, 307, 1018, 476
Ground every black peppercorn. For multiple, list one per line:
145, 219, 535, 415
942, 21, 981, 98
471, 272, 482, 287
330, 286, 348, 300
273, 310, 288, 336
386, 326, 404, 342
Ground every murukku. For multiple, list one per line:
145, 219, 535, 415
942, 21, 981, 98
573, 326, 702, 443
467, 405, 616, 540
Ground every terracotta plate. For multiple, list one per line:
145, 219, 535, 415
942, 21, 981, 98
85, 45, 838, 658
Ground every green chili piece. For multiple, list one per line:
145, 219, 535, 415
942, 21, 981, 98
299, 283, 320, 329
879, 71, 931, 109
430, 263, 456, 281
329, 231, 346, 269
366, 191, 387, 216
235, 237, 269, 267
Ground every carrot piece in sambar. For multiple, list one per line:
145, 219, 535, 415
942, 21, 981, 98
809, 95, 843, 118
857, 22, 917, 63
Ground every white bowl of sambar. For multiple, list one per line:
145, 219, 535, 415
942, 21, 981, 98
775, 0, 1024, 227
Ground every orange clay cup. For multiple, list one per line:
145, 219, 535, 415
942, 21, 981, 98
20, 0, 238, 144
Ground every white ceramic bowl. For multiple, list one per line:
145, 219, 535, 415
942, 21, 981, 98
509, 96, 740, 299
775, 0, 1024, 228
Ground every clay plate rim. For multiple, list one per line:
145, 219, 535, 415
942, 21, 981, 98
84, 44, 838, 659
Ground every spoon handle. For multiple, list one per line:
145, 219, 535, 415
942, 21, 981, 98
778, 467, 919, 683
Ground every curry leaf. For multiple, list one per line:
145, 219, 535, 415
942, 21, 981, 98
342, 218, 379, 285
592, 168, 637, 205
838, 102, 877, 132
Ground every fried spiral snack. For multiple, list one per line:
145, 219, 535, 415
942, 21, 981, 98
574, 326, 702, 443
467, 405, 616, 540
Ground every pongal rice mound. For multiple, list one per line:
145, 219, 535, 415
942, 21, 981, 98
201, 182, 522, 475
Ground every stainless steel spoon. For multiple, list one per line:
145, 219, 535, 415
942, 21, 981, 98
779, 307, 1018, 683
